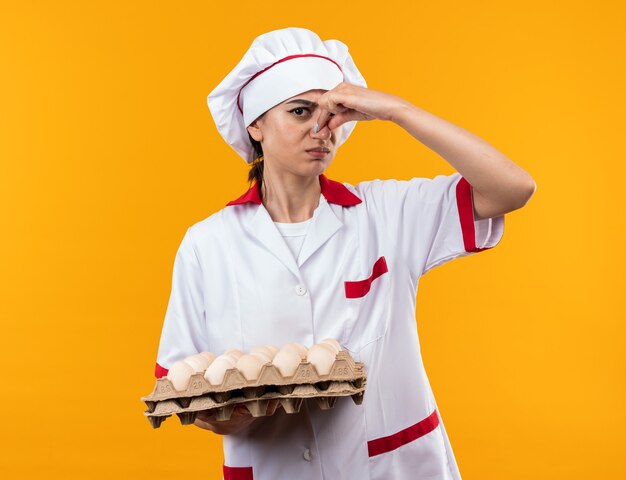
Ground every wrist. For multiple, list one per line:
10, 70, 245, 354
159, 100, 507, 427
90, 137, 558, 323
388, 100, 417, 125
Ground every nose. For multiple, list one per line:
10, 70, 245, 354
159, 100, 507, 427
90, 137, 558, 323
310, 121, 332, 140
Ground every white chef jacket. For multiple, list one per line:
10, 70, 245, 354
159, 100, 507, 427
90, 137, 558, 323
154, 172, 505, 480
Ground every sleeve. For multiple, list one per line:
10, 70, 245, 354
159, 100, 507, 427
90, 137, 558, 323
154, 227, 208, 378
361, 172, 505, 280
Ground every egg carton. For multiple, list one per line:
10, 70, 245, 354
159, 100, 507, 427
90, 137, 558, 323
146, 380, 366, 428
142, 351, 367, 429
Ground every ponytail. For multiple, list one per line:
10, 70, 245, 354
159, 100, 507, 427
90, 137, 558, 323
247, 132, 265, 198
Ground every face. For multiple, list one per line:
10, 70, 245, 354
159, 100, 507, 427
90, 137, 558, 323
246, 89, 342, 179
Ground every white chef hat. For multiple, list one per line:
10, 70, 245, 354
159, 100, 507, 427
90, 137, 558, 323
207, 27, 367, 164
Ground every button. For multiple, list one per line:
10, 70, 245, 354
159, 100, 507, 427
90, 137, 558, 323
303, 448, 312, 461
295, 284, 307, 296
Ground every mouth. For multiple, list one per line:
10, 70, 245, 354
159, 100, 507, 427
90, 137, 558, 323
305, 147, 331, 159
306, 147, 331, 153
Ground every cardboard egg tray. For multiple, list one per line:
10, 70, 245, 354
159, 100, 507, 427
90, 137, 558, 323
142, 350, 366, 428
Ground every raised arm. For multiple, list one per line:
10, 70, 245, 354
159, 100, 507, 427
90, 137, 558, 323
314, 82, 536, 220
389, 102, 536, 219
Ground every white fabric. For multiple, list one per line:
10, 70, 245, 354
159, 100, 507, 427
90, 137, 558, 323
206, 27, 367, 164
156, 172, 505, 480
241, 56, 344, 128
274, 217, 312, 263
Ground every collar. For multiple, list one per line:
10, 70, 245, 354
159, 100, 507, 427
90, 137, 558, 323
226, 174, 362, 207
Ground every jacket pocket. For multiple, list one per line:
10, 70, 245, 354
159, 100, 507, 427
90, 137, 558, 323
341, 256, 391, 352
368, 409, 453, 479
344, 256, 389, 298
368, 409, 440, 457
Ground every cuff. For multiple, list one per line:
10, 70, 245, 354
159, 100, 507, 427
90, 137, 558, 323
456, 177, 505, 252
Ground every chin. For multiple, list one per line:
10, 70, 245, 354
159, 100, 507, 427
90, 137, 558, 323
305, 159, 331, 176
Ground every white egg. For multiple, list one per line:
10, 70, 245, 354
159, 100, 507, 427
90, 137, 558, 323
250, 351, 272, 364
223, 348, 244, 360
272, 348, 302, 377
265, 345, 279, 357
235, 354, 263, 381
167, 360, 195, 391
320, 338, 342, 353
199, 351, 216, 364
279, 344, 302, 359
316, 342, 338, 356
214, 354, 237, 366
282, 342, 308, 359
204, 356, 236, 385
221, 354, 240, 364
250, 346, 274, 359
307, 344, 336, 376
183, 353, 211, 372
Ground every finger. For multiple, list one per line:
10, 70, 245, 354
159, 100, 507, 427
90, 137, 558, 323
315, 109, 332, 134
266, 399, 280, 416
315, 91, 349, 132
193, 417, 213, 430
195, 409, 216, 422
314, 91, 333, 132
326, 109, 369, 130
232, 404, 252, 417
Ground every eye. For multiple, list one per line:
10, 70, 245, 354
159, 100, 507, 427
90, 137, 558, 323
289, 107, 311, 117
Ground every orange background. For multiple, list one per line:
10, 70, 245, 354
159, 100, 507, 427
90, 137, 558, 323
1, 1, 624, 478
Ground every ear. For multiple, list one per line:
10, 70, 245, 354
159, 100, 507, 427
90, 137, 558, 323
247, 121, 263, 142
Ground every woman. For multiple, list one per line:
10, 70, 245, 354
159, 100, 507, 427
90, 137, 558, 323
154, 27, 535, 480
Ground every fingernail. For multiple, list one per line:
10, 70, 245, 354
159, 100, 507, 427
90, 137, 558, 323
313, 122, 318, 134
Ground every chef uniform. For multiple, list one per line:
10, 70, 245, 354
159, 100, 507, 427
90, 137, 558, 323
154, 27, 505, 480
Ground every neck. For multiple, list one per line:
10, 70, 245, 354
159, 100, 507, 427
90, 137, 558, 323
261, 168, 322, 223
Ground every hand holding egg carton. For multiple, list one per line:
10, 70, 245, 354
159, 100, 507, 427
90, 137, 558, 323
142, 339, 367, 428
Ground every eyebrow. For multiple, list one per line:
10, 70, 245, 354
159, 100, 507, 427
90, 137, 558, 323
284, 99, 317, 107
